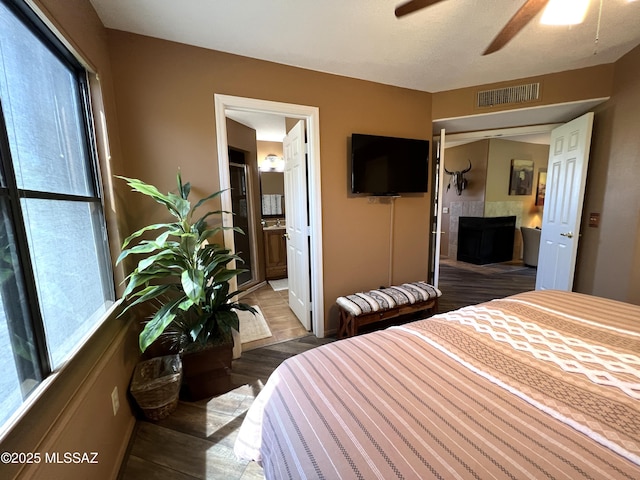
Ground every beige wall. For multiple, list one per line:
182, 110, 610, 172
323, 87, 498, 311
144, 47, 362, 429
485, 139, 549, 226
575, 44, 640, 303
485, 139, 549, 259
433, 64, 614, 119
106, 30, 434, 333
260, 171, 285, 196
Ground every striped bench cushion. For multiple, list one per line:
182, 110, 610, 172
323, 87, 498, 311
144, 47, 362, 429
336, 281, 441, 317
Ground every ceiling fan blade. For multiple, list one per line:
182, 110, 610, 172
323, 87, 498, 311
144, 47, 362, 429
395, 0, 448, 18
483, 0, 550, 55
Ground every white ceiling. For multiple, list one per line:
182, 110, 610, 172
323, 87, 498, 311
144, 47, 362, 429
89, 0, 640, 93
88, 0, 640, 142
225, 111, 288, 142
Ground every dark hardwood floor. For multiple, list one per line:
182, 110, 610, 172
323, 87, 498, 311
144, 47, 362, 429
118, 335, 334, 480
437, 258, 537, 313
118, 259, 536, 479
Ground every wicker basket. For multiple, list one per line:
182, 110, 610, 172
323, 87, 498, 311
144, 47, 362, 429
130, 354, 182, 421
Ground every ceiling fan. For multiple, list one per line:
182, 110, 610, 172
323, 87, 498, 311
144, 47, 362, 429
395, 0, 552, 55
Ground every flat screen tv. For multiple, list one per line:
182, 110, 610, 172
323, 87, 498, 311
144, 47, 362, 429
351, 133, 429, 195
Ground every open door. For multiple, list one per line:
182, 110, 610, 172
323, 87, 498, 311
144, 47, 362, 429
283, 120, 311, 330
536, 112, 594, 291
430, 129, 447, 288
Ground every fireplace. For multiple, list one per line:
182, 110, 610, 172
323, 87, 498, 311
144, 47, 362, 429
457, 216, 516, 265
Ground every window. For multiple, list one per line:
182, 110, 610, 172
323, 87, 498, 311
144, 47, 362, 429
0, 0, 114, 429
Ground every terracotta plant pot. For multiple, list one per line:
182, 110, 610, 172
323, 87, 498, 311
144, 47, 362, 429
180, 340, 233, 400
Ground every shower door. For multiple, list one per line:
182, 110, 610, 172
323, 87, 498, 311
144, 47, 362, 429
229, 160, 254, 287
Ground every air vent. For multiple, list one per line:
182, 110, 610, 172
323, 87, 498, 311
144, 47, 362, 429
477, 83, 540, 108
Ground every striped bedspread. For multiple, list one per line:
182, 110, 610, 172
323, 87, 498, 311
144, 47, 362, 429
234, 290, 640, 479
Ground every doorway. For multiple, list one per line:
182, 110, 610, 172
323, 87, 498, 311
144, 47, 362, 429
214, 94, 325, 338
431, 105, 602, 306
431, 124, 554, 307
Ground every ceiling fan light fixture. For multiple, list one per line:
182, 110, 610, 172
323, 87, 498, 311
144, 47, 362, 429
541, 0, 590, 25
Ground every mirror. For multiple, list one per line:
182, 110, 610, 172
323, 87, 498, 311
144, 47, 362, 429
260, 171, 285, 218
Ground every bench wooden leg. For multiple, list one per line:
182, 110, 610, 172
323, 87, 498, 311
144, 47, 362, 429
338, 309, 355, 340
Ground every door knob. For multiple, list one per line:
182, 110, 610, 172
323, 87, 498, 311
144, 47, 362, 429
560, 231, 574, 238
283, 233, 290, 240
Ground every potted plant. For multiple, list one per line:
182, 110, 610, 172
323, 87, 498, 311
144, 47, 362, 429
117, 171, 255, 400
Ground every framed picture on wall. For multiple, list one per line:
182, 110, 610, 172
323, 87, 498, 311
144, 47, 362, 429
536, 168, 547, 206
509, 159, 534, 195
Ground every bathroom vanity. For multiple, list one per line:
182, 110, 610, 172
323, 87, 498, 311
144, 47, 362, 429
263, 226, 287, 279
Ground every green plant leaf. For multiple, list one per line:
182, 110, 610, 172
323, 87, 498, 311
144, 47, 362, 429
208, 281, 230, 308
137, 248, 179, 272
167, 191, 191, 218
120, 222, 178, 249
194, 211, 236, 232
152, 230, 172, 247
119, 284, 175, 314
116, 242, 155, 264
216, 310, 239, 337
177, 297, 194, 312
121, 270, 159, 298
234, 303, 258, 315
182, 182, 191, 200
139, 295, 185, 352
118, 175, 188, 220
177, 170, 191, 200
118, 176, 174, 208
213, 269, 247, 284
192, 189, 224, 213
178, 231, 199, 253
198, 225, 244, 243
182, 268, 204, 303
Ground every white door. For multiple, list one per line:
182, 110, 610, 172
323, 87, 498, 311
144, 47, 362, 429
536, 112, 594, 291
431, 128, 447, 288
283, 120, 311, 329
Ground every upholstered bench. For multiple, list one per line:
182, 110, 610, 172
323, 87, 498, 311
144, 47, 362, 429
336, 281, 441, 339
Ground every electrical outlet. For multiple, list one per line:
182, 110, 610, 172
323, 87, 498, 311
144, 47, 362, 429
111, 386, 120, 416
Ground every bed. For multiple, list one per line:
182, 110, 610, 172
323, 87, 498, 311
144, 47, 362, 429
234, 290, 640, 479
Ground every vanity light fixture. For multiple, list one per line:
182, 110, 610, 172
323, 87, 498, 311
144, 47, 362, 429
260, 154, 285, 172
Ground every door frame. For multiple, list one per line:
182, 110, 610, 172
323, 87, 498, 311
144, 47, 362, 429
429, 129, 447, 288
431, 123, 561, 285
214, 94, 324, 338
